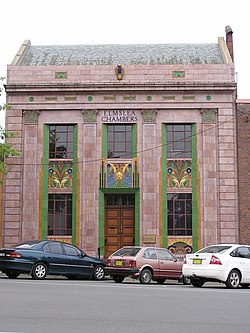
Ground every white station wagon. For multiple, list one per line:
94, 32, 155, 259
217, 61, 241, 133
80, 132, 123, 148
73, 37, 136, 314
182, 244, 250, 288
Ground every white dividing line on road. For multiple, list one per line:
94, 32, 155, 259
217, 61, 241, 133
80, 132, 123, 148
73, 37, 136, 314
0, 278, 250, 294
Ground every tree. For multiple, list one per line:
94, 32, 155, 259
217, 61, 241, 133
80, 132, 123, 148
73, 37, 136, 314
0, 77, 21, 176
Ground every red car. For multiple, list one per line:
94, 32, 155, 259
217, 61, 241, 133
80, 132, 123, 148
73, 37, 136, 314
105, 246, 187, 284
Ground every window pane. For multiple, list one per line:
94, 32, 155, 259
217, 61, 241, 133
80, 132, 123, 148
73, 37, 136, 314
107, 125, 133, 158
167, 193, 192, 236
49, 125, 74, 159
47, 194, 72, 236
167, 124, 192, 158
49, 242, 64, 254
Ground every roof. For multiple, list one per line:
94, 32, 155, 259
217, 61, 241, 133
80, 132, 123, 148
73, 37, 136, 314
13, 41, 228, 66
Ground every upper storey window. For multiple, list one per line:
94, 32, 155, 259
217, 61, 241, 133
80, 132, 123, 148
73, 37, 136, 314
167, 124, 192, 158
49, 125, 74, 159
107, 125, 132, 158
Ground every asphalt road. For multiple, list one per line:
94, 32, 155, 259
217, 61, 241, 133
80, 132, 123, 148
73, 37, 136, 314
0, 275, 249, 333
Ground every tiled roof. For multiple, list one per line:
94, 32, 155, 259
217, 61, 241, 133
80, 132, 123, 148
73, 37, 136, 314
17, 43, 224, 66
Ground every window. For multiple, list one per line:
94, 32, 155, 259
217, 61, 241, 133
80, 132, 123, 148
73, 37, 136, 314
49, 125, 74, 159
233, 247, 250, 259
143, 249, 157, 259
156, 249, 175, 261
43, 242, 64, 255
167, 193, 192, 236
106, 194, 135, 207
113, 247, 141, 257
167, 124, 192, 158
107, 125, 132, 158
48, 194, 72, 236
63, 244, 81, 257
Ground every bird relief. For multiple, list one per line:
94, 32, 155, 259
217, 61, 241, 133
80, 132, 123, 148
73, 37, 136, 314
167, 160, 192, 188
48, 160, 73, 188
107, 162, 133, 188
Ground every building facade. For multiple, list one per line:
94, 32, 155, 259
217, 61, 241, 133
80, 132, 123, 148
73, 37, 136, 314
2, 28, 239, 258
236, 101, 250, 244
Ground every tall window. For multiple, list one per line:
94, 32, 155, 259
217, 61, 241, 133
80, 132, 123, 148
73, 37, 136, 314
48, 194, 72, 236
49, 125, 74, 159
107, 125, 132, 158
167, 193, 192, 236
167, 124, 192, 158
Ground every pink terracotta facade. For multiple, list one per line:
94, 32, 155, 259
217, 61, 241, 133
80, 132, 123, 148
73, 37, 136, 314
1, 31, 240, 257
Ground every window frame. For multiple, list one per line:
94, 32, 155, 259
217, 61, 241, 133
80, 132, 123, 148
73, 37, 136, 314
49, 125, 74, 159
48, 194, 73, 236
166, 124, 192, 158
107, 124, 133, 158
167, 193, 192, 236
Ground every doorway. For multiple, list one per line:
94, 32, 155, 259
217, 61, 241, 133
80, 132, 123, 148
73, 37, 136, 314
104, 194, 135, 258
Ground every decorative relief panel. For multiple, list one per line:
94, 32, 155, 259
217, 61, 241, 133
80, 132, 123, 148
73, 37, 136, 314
82, 110, 98, 123
168, 239, 193, 260
141, 110, 157, 123
167, 160, 192, 188
107, 162, 133, 188
201, 109, 217, 124
23, 110, 40, 124
48, 160, 73, 188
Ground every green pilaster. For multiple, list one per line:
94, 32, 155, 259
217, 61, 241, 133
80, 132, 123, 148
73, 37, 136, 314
72, 125, 78, 245
132, 124, 137, 158
135, 190, 140, 245
192, 124, 199, 252
102, 124, 107, 159
161, 124, 167, 247
41, 125, 49, 239
98, 190, 105, 256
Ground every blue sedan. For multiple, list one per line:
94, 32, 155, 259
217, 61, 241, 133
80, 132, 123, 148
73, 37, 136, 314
0, 240, 106, 280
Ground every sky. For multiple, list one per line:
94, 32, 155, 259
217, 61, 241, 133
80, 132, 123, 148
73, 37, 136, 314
0, 0, 249, 127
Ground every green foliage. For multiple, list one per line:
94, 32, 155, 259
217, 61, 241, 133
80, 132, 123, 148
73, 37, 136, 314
0, 77, 21, 176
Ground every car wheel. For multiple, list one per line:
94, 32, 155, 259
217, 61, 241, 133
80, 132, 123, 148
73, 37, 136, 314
5, 271, 20, 279
140, 268, 152, 284
155, 279, 165, 284
182, 276, 191, 285
93, 265, 105, 280
113, 275, 125, 283
226, 269, 241, 289
31, 262, 47, 280
190, 277, 205, 288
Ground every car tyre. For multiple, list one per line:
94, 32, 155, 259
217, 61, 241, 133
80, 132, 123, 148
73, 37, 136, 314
93, 265, 105, 280
31, 262, 47, 280
140, 268, 152, 284
5, 271, 20, 279
190, 277, 205, 288
225, 269, 241, 289
182, 276, 191, 285
113, 275, 125, 283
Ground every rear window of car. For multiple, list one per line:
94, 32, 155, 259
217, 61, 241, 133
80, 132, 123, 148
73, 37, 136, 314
112, 248, 141, 257
197, 245, 232, 254
15, 243, 37, 249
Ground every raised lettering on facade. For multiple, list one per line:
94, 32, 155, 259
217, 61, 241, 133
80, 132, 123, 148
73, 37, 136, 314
101, 110, 138, 123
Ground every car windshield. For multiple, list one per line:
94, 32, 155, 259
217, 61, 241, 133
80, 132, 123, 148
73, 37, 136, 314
112, 247, 141, 257
197, 245, 232, 254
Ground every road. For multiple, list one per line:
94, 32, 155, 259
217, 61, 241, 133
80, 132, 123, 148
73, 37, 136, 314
0, 275, 249, 333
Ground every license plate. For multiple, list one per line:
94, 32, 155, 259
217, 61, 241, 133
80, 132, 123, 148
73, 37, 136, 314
115, 260, 123, 266
193, 259, 202, 264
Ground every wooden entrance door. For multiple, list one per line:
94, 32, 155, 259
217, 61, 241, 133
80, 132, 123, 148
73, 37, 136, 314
105, 207, 135, 258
